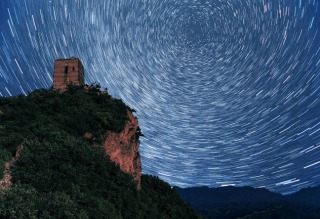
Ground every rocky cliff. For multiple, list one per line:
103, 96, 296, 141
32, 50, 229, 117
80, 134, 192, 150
0, 87, 200, 218
1, 86, 143, 190
104, 111, 142, 190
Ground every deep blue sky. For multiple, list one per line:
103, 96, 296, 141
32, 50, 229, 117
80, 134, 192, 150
1, 0, 320, 194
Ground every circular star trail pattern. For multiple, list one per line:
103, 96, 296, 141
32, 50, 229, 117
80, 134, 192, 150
1, 0, 320, 194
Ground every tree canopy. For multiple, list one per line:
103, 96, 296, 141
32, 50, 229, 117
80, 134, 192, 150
0, 85, 200, 219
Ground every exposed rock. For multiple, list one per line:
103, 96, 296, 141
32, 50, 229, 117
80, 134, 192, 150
0, 146, 23, 189
0, 162, 13, 189
84, 132, 94, 140
103, 111, 142, 190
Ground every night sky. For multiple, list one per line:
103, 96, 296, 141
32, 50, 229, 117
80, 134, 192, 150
1, 0, 320, 194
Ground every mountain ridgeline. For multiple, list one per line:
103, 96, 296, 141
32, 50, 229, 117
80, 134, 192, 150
0, 85, 200, 219
176, 186, 320, 219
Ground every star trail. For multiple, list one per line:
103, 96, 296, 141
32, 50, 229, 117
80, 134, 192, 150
1, 0, 320, 194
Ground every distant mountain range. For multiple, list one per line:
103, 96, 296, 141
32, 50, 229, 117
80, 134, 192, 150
176, 186, 320, 219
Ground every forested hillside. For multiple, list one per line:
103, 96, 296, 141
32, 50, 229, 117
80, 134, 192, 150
0, 85, 200, 219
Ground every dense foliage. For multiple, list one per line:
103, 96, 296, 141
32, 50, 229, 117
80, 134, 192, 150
0, 86, 199, 219
0, 85, 129, 157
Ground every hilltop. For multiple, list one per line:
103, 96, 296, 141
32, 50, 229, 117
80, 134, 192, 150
0, 85, 200, 219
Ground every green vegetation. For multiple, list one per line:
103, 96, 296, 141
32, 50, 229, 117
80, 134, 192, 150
0, 85, 199, 218
0, 85, 129, 156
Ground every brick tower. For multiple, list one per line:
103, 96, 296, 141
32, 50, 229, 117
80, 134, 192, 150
53, 57, 85, 90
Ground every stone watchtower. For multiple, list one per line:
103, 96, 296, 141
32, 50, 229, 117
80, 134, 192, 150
53, 57, 85, 90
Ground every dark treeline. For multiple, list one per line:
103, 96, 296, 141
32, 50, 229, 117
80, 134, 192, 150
176, 186, 320, 219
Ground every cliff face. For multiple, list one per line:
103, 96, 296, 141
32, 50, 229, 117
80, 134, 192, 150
103, 111, 142, 190
0, 88, 200, 218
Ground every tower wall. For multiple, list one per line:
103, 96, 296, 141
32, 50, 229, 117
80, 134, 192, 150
53, 57, 84, 90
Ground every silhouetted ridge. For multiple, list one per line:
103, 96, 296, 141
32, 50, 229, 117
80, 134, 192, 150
176, 186, 320, 219
287, 186, 320, 207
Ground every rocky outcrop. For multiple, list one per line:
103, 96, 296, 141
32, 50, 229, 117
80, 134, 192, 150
0, 162, 13, 189
103, 111, 142, 190
0, 146, 23, 189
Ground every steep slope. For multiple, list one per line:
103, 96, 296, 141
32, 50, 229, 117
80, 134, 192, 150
104, 111, 142, 189
0, 85, 200, 219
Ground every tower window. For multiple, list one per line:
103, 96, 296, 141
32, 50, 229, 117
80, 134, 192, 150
73, 67, 75, 71
64, 66, 69, 74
